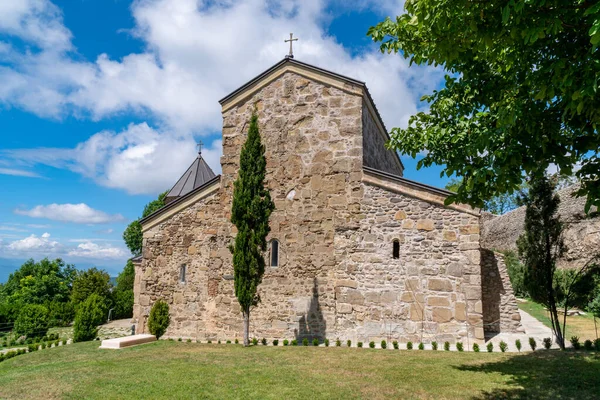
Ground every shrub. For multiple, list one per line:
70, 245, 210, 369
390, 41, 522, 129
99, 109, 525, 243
473, 343, 480, 352
584, 340, 593, 350
178, 338, 182, 342
252, 338, 258, 346
407, 341, 413, 350
444, 341, 450, 351
291, 339, 298, 346
283, 339, 289, 346
54, 340, 59, 347
113, 289, 134, 320
13, 304, 49, 339
302, 338, 308, 346
312, 338, 319, 346
570, 336, 581, 350
529, 337, 537, 351
381, 340, 387, 349
515, 339, 522, 352
369, 341, 375, 349
0, 354, 4, 362
148, 300, 170, 339
261, 338, 267, 346
47, 301, 75, 328
62, 339, 67, 346
346, 340, 351, 347
336, 339, 341, 347
504, 251, 528, 297
41, 342, 47, 349
431, 341, 438, 351
393, 340, 399, 349
594, 338, 600, 351
28, 344, 37, 352
218, 340, 222, 344
456, 342, 464, 352
5, 350, 17, 359
487, 342, 493, 352
73, 294, 107, 342
418, 342, 424, 350
186, 339, 191, 343
226, 340, 231, 344
543, 337, 552, 349
499, 341, 507, 353
207, 340, 212, 344
273, 339, 279, 346
357, 341, 363, 348
324, 338, 329, 347
235, 338, 239, 344
169, 338, 174, 342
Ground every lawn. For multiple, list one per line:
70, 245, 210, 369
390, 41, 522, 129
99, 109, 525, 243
1, 341, 599, 400
518, 300, 599, 341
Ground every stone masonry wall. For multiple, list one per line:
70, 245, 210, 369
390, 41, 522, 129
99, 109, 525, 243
333, 183, 485, 343
480, 249, 523, 334
361, 100, 403, 176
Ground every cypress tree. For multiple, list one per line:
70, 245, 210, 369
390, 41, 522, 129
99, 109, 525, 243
230, 111, 274, 347
517, 175, 566, 349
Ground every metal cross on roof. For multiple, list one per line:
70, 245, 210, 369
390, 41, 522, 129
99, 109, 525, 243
196, 140, 203, 155
284, 33, 298, 59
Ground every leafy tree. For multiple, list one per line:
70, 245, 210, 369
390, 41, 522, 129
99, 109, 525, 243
504, 251, 528, 298
369, 1, 600, 212
123, 192, 167, 255
71, 268, 112, 306
148, 300, 170, 339
46, 300, 75, 327
1, 258, 76, 305
13, 304, 49, 339
112, 260, 136, 319
229, 111, 275, 347
73, 294, 108, 342
517, 175, 567, 349
115, 260, 135, 292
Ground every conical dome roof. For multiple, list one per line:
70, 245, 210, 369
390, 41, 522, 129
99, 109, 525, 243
165, 152, 216, 204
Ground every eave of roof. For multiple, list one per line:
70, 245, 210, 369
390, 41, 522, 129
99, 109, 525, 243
219, 57, 404, 171
363, 166, 454, 197
139, 175, 221, 226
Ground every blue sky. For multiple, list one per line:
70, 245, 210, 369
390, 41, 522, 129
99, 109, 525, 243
0, 0, 448, 281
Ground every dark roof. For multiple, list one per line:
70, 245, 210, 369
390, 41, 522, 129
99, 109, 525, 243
140, 175, 221, 226
130, 254, 142, 263
219, 57, 403, 171
165, 153, 216, 204
363, 166, 454, 197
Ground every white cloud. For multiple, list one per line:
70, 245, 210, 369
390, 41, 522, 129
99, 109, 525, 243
7, 232, 61, 252
67, 241, 127, 259
0, 0, 442, 194
0, 168, 41, 178
15, 203, 125, 224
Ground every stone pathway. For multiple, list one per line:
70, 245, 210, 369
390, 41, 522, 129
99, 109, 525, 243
486, 310, 556, 352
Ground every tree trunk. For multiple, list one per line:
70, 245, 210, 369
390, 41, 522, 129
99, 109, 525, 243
243, 310, 250, 347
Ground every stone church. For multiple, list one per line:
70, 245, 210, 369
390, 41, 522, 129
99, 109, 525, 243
132, 58, 522, 344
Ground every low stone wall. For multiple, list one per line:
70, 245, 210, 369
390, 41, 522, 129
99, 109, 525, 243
482, 185, 600, 269
480, 249, 523, 335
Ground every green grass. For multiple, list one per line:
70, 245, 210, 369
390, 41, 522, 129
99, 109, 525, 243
518, 300, 599, 340
1, 341, 599, 399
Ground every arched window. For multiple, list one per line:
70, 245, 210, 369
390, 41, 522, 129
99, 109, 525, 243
179, 264, 187, 283
392, 240, 400, 259
270, 239, 279, 267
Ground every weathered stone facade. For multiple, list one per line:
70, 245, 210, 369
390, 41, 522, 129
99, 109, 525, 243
133, 59, 521, 343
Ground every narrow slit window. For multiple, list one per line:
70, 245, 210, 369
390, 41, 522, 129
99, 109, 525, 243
270, 240, 279, 267
393, 240, 400, 259
180, 264, 186, 283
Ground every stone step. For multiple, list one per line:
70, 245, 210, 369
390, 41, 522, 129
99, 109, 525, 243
99, 334, 156, 349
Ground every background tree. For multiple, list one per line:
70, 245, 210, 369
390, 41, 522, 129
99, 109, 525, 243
517, 175, 566, 348
230, 112, 275, 347
123, 192, 167, 255
369, 1, 600, 211
71, 268, 112, 307
13, 304, 49, 339
73, 294, 108, 342
112, 260, 135, 319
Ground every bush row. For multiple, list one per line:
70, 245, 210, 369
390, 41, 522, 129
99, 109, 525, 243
163, 336, 600, 352
0, 338, 69, 363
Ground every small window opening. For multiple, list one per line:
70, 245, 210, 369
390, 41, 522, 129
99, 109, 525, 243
270, 240, 279, 267
392, 240, 400, 259
180, 264, 187, 283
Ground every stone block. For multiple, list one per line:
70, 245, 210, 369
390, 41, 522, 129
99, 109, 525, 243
443, 230, 457, 241
394, 210, 407, 220
416, 219, 435, 231
427, 296, 450, 307
455, 302, 466, 321
337, 303, 352, 314
335, 279, 358, 289
427, 278, 453, 292
188, 246, 197, 255
432, 307, 452, 322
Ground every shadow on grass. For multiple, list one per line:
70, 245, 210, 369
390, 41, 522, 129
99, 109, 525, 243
456, 350, 600, 399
